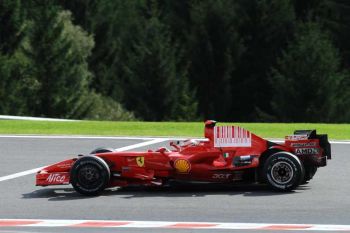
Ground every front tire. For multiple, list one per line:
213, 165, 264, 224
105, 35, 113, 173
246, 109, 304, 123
264, 152, 304, 191
70, 156, 110, 196
90, 147, 115, 154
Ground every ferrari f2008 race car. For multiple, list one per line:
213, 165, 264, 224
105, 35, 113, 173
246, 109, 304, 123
36, 120, 331, 195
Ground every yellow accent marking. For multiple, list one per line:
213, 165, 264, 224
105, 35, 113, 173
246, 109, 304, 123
174, 159, 191, 173
136, 156, 145, 167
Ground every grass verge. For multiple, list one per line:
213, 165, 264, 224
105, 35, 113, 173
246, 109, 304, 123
0, 120, 349, 140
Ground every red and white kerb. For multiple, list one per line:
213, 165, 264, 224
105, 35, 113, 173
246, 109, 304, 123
0, 219, 349, 231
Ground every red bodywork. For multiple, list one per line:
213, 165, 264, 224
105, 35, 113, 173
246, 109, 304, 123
36, 121, 331, 187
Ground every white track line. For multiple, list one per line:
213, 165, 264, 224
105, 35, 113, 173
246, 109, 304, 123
268, 139, 350, 144
0, 219, 350, 231
0, 167, 47, 182
0, 135, 169, 140
0, 135, 198, 141
0, 138, 167, 182
0, 135, 349, 144
328, 141, 350, 144
114, 138, 168, 152
0, 115, 78, 121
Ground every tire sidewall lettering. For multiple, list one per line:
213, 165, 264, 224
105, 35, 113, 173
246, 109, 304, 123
74, 159, 104, 170
264, 152, 302, 191
71, 156, 110, 195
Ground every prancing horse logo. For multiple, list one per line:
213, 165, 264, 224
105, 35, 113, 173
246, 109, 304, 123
136, 156, 145, 167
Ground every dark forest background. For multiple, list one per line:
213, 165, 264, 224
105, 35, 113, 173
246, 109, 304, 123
1, 0, 350, 122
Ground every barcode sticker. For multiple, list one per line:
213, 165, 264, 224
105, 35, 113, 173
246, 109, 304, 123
214, 126, 252, 147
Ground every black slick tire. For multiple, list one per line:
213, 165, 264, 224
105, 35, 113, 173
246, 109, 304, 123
90, 147, 115, 154
263, 152, 304, 191
70, 155, 110, 196
302, 166, 317, 184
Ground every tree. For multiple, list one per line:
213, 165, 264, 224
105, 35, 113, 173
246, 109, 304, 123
235, 0, 296, 121
269, 22, 349, 122
292, 0, 350, 68
81, 0, 148, 102
316, 0, 350, 68
122, 1, 197, 121
0, 0, 38, 116
293, 0, 322, 21
24, 2, 94, 118
58, 0, 98, 31
188, 0, 243, 121
161, 0, 192, 45
70, 92, 136, 121
0, 52, 39, 116
0, 0, 25, 54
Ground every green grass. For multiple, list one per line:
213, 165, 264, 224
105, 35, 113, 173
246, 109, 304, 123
0, 120, 349, 140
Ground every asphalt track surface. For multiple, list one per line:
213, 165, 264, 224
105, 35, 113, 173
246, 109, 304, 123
0, 136, 349, 233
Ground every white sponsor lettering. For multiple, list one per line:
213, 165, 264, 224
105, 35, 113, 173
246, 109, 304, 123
295, 148, 320, 155
214, 126, 251, 147
57, 163, 72, 169
212, 173, 231, 179
46, 174, 66, 183
291, 142, 317, 147
286, 135, 308, 140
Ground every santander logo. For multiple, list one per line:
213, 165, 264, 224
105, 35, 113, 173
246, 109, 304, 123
46, 174, 66, 183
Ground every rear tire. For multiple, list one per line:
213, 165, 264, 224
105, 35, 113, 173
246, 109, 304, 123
70, 156, 110, 196
302, 166, 317, 184
263, 152, 304, 191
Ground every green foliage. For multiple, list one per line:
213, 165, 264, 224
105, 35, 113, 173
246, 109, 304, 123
24, 3, 94, 118
170, 75, 199, 121
0, 0, 37, 116
69, 92, 136, 121
86, 0, 145, 101
293, 0, 321, 21
161, 0, 192, 44
0, 0, 25, 54
122, 1, 197, 121
1, 0, 350, 122
0, 52, 39, 115
316, 0, 350, 68
59, 0, 97, 30
269, 22, 349, 122
188, 0, 243, 121
235, 0, 296, 121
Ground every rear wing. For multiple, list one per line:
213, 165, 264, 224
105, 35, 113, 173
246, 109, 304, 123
286, 129, 331, 160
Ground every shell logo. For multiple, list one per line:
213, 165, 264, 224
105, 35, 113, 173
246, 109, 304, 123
174, 159, 191, 173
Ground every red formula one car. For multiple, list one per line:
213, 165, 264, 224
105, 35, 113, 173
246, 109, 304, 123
36, 121, 331, 195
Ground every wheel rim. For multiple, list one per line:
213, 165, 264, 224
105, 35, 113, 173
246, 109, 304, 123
270, 161, 293, 184
77, 164, 101, 187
